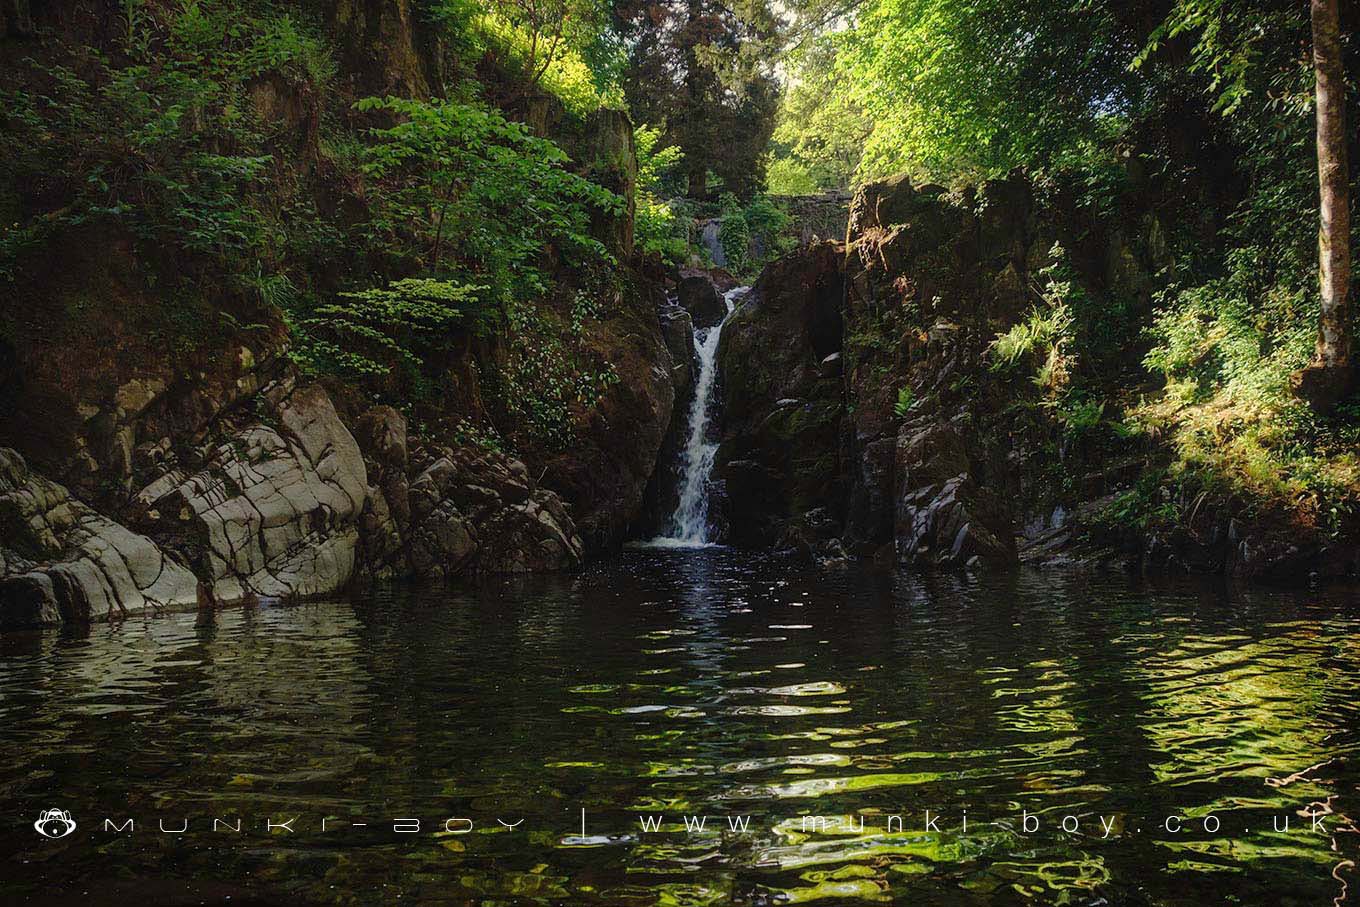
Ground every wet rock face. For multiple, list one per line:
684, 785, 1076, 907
659, 307, 698, 397
0, 380, 586, 627
833, 176, 1049, 565
712, 177, 1041, 566
396, 441, 584, 578
0, 449, 199, 628
677, 275, 727, 329
893, 421, 1015, 568
714, 243, 847, 547
538, 280, 676, 550
129, 381, 369, 601
640, 305, 701, 531
719, 171, 1350, 577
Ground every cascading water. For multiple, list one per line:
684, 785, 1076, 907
643, 286, 746, 548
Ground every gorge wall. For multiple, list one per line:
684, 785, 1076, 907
4, 3, 1353, 633
0, 0, 681, 627
715, 174, 1360, 583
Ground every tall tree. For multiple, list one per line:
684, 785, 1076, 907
614, 0, 781, 199
1294, 0, 1353, 412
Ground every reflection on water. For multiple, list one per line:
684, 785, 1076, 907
2, 551, 1360, 906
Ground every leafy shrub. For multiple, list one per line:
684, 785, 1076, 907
893, 385, 915, 418
1056, 396, 1106, 437
356, 95, 623, 306
496, 303, 621, 450
766, 158, 820, 196
988, 245, 1078, 397
0, 1, 336, 283
989, 300, 1074, 380
450, 418, 505, 453
449, 0, 625, 116
292, 279, 491, 390
717, 193, 751, 272
635, 125, 684, 195
743, 194, 789, 242
635, 196, 691, 263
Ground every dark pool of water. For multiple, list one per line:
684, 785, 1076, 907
3, 551, 1360, 906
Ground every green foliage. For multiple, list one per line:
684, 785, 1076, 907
329, 97, 629, 443
633, 124, 693, 263
1124, 0, 1358, 514
768, 34, 869, 191
990, 275, 1076, 396
985, 244, 1131, 451
635, 196, 691, 264
292, 279, 491, 391
0, 1, 336, 282
717, 193, 751, 273
732, 193, 796, 276
817, 0, 1143, 183
766, 158, 820, 196
356, 95, 622, 303
1056, 395, 1106, 438
635, 125, 685, 196
436, 0, 624, 116
473, 0, 622, 115
492, 283, 621, 450
893, 385, 915, 418
742, 195, 789, 244
616, 0, 782, 199
1094, 470, 1180, 534
450, 418, 506, 453
1, 0, 635, 457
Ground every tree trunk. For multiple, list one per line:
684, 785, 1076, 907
1294, 0, 1354, 412
688, 163, 708, 200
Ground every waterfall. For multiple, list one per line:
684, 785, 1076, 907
700, 220, 727, 267
642, 286, 745, 548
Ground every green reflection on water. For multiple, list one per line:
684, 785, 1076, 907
1, 554, 1359, 906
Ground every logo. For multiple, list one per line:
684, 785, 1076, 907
34, 808, 77, 839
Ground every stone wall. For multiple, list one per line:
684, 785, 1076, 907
775, 191, 853, 245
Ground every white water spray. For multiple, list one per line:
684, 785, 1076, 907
641, 286, 746, 549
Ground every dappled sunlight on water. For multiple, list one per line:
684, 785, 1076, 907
2, 552, 1360, 905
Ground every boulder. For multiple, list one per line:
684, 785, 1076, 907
0, 448, 199, 628
130, 382, 368, 600
1291, 362, 1356, 415
397, 444, 583, 578
659, 306, 697, 395
328, 0, 435, 99
893, 421, 1015, 568
351, 405, 411, 580
680, 267, 741, 293
677, 275, 727, 328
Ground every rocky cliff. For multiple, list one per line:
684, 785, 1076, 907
0, 372, 585, 628
0, 1, 681, 626
716, 173, 1360, 582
